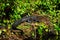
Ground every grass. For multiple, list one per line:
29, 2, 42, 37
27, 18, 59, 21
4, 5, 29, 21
0, 0, 60, 40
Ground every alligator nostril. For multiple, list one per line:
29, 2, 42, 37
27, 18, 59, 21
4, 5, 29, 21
33, 20, 39, 22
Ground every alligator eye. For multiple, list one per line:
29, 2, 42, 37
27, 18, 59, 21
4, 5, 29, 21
26, 20, 28, 22
26, 20, 31, 23
36, 20, 39, 22
33, 19, 39, 22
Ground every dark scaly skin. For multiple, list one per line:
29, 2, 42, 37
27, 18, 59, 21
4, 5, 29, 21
11, 15, 56, 39
12, 16, 42, 30
11, 15, 54, 32
11, 16, 42, 39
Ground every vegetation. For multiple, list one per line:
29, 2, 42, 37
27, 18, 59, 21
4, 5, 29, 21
0, 0, 60, 40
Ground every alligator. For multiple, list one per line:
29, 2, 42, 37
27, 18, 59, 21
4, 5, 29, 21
11, 15, 50, 30
11, 15, 56, 39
